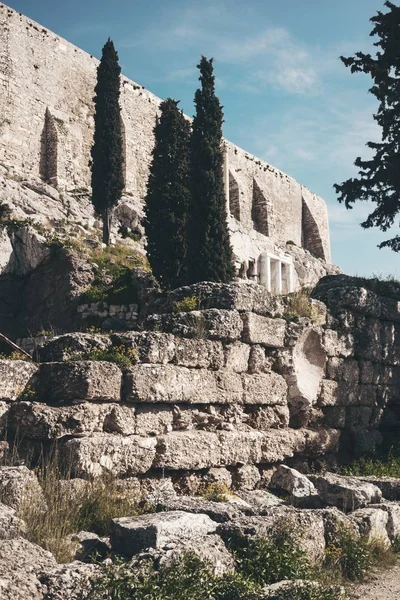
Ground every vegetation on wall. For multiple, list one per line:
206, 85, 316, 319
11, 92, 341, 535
91, 38, 124, 246
334, 1, 400, 252
144, 99, 191, 290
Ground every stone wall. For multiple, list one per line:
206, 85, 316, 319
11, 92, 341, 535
1, 278, 398, 483
0, 2, 333, 273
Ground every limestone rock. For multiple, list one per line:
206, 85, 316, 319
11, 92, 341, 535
270, 465, 320, 508
242, 313, 286, 347
39, 561, 99, 600
111, 511, 217, 557
38, 332, 111, 362
38, 361, 122, 403
223, 341, 250, 372
357, 476, 400, 501
0, 537, 56, 600
204, 467, 233, 488
308, 472, 382, 512
0, 503, 26, 540
237, 489, 285, 511
350, 507, 390, 546
70, 531, 110, 562
246, 405, 290, 430
155, 495, 251, 523
0, 402, 9, 435
0, 225, 49, 277
111, 331, 176, 364
0, 466, 46, 513
175, 338, 225, 370
9, 401, 136, 439
62, 433, 157, 477
242, 372, 288, 405
323, 329, 354, 358
146, 309, 244, 342
233, 465, 261, 490
318, 507, 359, 545
0, 360, 38, 401
368, 503, 400, 541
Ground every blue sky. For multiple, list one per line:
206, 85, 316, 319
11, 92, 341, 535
6, 0, 398, 277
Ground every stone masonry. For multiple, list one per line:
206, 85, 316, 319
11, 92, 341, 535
0, 3, 334, 290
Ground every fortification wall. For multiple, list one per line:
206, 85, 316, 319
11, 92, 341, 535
0, 2, 332, 265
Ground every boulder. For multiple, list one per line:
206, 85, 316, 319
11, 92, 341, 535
242, 313, 286, 347
111, 511, 217, 557
70, 531, 110, 562
62, 433, 157, 478
0, 360, 38, 401
38, 561, 99, 600
111, 331, 176, 365
38, 332, 111, 362
38, 361, 122, 403
308, 472, 382, 512
0, 466, 46, 513
368, 502, 400, 541
0, 503, 26, 540
154, 495, 251, 523
357, 476, 400, 501
0, 537, 56, 600
270, 465, 320, 508
350, 507, 390, 547
233, 464, 261, 490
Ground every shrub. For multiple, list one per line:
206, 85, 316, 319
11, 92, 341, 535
0, 351, 31, 361
172, 296, 199, 313
274, 581, 344, 600
68, 345, 138, 369
198, 482, 231, 503
341, 451, 400, 478
324, 528, 371, 582
283, 289, 319, 322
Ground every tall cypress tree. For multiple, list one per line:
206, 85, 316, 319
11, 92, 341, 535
91, 39, 124, 246
144, 99, 191, 289
188, 56, 234, 284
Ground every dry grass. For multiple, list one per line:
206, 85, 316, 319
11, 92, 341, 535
284, 289, 320, 322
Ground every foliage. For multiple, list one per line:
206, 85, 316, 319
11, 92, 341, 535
233, 530, 311, 586
18, 450, 145, 563
188, 56, 234, 284
272, 582, 343, 600
198, 482, 231, 502
91, 38, 124, 245
334, 1, 400, 252
82, 244, 149, 304
144, 98, 191, 290
68, 345, 138, 369
0, 351, 31, 361
341, 448, 400, 478
18, 385, 39, 402
324, 529, 371, 582
172, 295, 199, 313
283, 289, 319, 322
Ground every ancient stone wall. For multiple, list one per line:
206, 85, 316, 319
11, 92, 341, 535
0, 2, 332, 271
1, 278, 398, 483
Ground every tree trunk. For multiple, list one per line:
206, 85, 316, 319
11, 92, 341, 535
103, 208, 112, 245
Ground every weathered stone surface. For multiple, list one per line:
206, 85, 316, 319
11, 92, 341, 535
323, 329, 354, 358
318, 507, 359, 545
350, 507, 390, 546
0, 503, 26, 540
368, 502, 400, 540
308, 472, 382, 512
223, 342, 250, 372
38, 332, 111, 362
0, 537, 56, 600
111, 511, 217, 557
39, 561, 99, 600
204, 467, 233, 488
0, 402, 9, 435
0, 466, 46, 513
124, 365, 243, 404
155, 495, 252, 523
135, 405, 174, 436
248, 345, 273, 374
217, 507, 326, 561
38, 361, 122, 403
62, 434, 157, 477
270, 465, 320, 508
0, 360, 38, 401
241, 372, 288, 405
242, 313, 286, 347
9, 401, 136, 439
246, 405, 290, 430
70, 531, 110, 562
233, 465, 261, 490
174, 338, 225, 370
358, 477, 400, 501
146, 309, 244, 342
237, 489, 285, 511
111, 331, 176, 365
326, 358, 359, 383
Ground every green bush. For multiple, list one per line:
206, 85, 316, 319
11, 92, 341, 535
274, 582, 343, 600
68, 345, 138, 369
198, 482, 232, 502
324, 529, 371, 582
172, 296, 199, 313
342, 451, 400, 478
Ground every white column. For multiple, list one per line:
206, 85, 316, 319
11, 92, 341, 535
288, 263, 295, 293
277, 261, 283, 294
222, 142, 230, 214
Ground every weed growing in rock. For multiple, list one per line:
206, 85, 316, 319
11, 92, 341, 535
67, 345, 138, 368
324, 528, 371, 582
283, 289, 320, 323
172, 296, 199, 313
342, 451, 400, 478
0, 351, 31, 361
198, 482, 231, 502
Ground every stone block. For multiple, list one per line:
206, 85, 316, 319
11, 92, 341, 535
38, 333, 111, 362
111, 511, 217, 557
248, 345, 272, 374
0, 503, 26, 540
345, 406, 373, 428
233, 465, 261, 490
270, 465, 320, 508
322, 406, 346, 428
62, 434, 157, 477
323, 330, 354, 358
358, 477, 400, 501
0, 360, 38, 402
308, 472, 382, 512
9, 401, 136, 439
369, 502, 400, 540
326, 358, 359, 383
223, 342, 250, 372
0, 466, 46, 513
241, 372, 287, 405
174, 338, 225, 370
147, 309, 244, 342
38, 361, 122, 403
350, 507, 390, 546
135, 405, 174, 436
246, 405, 290, 430
111, 332, 175, 364
124, 365, 242, 404
242, 313, 286, 347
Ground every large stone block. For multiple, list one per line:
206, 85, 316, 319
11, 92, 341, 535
270, 465, 320, 508
38, 332, 111, 362
147, 309, 244, 342
241, 372, 288, 405
323, 330, 354, 358
242, 313, 286, 347
111, 332, 176, 364
309, 472, 382, 512
124, 365, 242, 404
0, 503, 26, 540
350, 507, 390, 546
0, 360, 38, 402
326, 358, 359, 384
0, 466, 46, 513
111, 511, 217, 557
246, 405, 290, 430
358, 477, 400, 501
62, 434, 157, 477
38, 361, 122, 403
9, 401, 136, 439
174, 338, 225, 370
223, 342, 250, 373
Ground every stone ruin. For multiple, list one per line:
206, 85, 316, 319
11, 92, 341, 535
0, 2, 336, 291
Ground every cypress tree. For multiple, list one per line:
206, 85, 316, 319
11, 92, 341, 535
334, 2, 400, 251
144, 99, 191, 289
91, 39, 124, 246
188, 56, 234, 283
